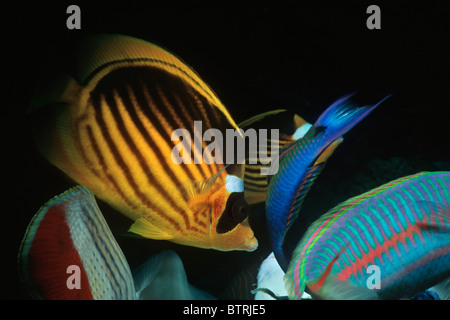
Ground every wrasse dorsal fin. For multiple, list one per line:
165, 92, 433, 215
183, 164, 230, 200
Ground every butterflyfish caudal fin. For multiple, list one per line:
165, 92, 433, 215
18, 186, 136, 300
132, 250, 216, 300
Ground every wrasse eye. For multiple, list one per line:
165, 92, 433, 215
216, 192, 249, 234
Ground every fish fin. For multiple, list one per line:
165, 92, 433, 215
415, 200, 450, 231
29, 69, 96, 190
18, 186, 135, 300
312, 93, 391, 144
243, 114, 313, 205
129, 218, 174, 240
237, 109, 287, 128
282, 162, 326, 241
255, 252, 288, 300
306, 243, 349, 293
132, 250, 216, 300
251, 288, 289, 300
314, 274, 379, 300
28, 73, 82, 114
429, 277, 450, 300
76, 34, 240, 132
183, 164, 229, 200
306, 243, 378, 300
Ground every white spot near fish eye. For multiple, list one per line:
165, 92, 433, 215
225, 175, 244, 193
293, 123, 313, 140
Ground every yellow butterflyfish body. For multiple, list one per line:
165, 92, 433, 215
31, 34, 256, 252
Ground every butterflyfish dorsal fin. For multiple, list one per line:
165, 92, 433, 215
75, 34, 240, 131
18, 186, 136, 300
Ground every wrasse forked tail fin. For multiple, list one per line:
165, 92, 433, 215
312, 92, 391, 144
266, 93, 391, 272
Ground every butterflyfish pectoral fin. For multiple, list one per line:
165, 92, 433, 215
183, 164, 229, 200
129, 218, 173, 240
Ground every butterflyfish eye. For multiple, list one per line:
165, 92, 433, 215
216, 192, 249, 234
232, 196, 248, 222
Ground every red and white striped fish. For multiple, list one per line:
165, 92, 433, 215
18, 186, 215, 300
18, 186, 136, 299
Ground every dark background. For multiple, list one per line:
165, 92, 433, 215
4, 0, 450, 299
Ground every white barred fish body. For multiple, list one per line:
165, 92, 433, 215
31, 34, 257, 251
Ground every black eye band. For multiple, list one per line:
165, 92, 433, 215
216, 192, 249, 234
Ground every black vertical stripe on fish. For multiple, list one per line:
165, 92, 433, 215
104, 87, 192, 230
116, 83, 189, 201
85, 125, 137, 209
90, 88, 184, 233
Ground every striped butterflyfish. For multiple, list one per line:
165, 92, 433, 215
30, 34, 260, 251
18, 186, 215, 300
285, 172, 450, 300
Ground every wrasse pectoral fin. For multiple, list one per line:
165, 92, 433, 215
313, 273, 379, 300
129, 218, 173, 240
308, 243, 378, 300
414, 200, 450, 232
